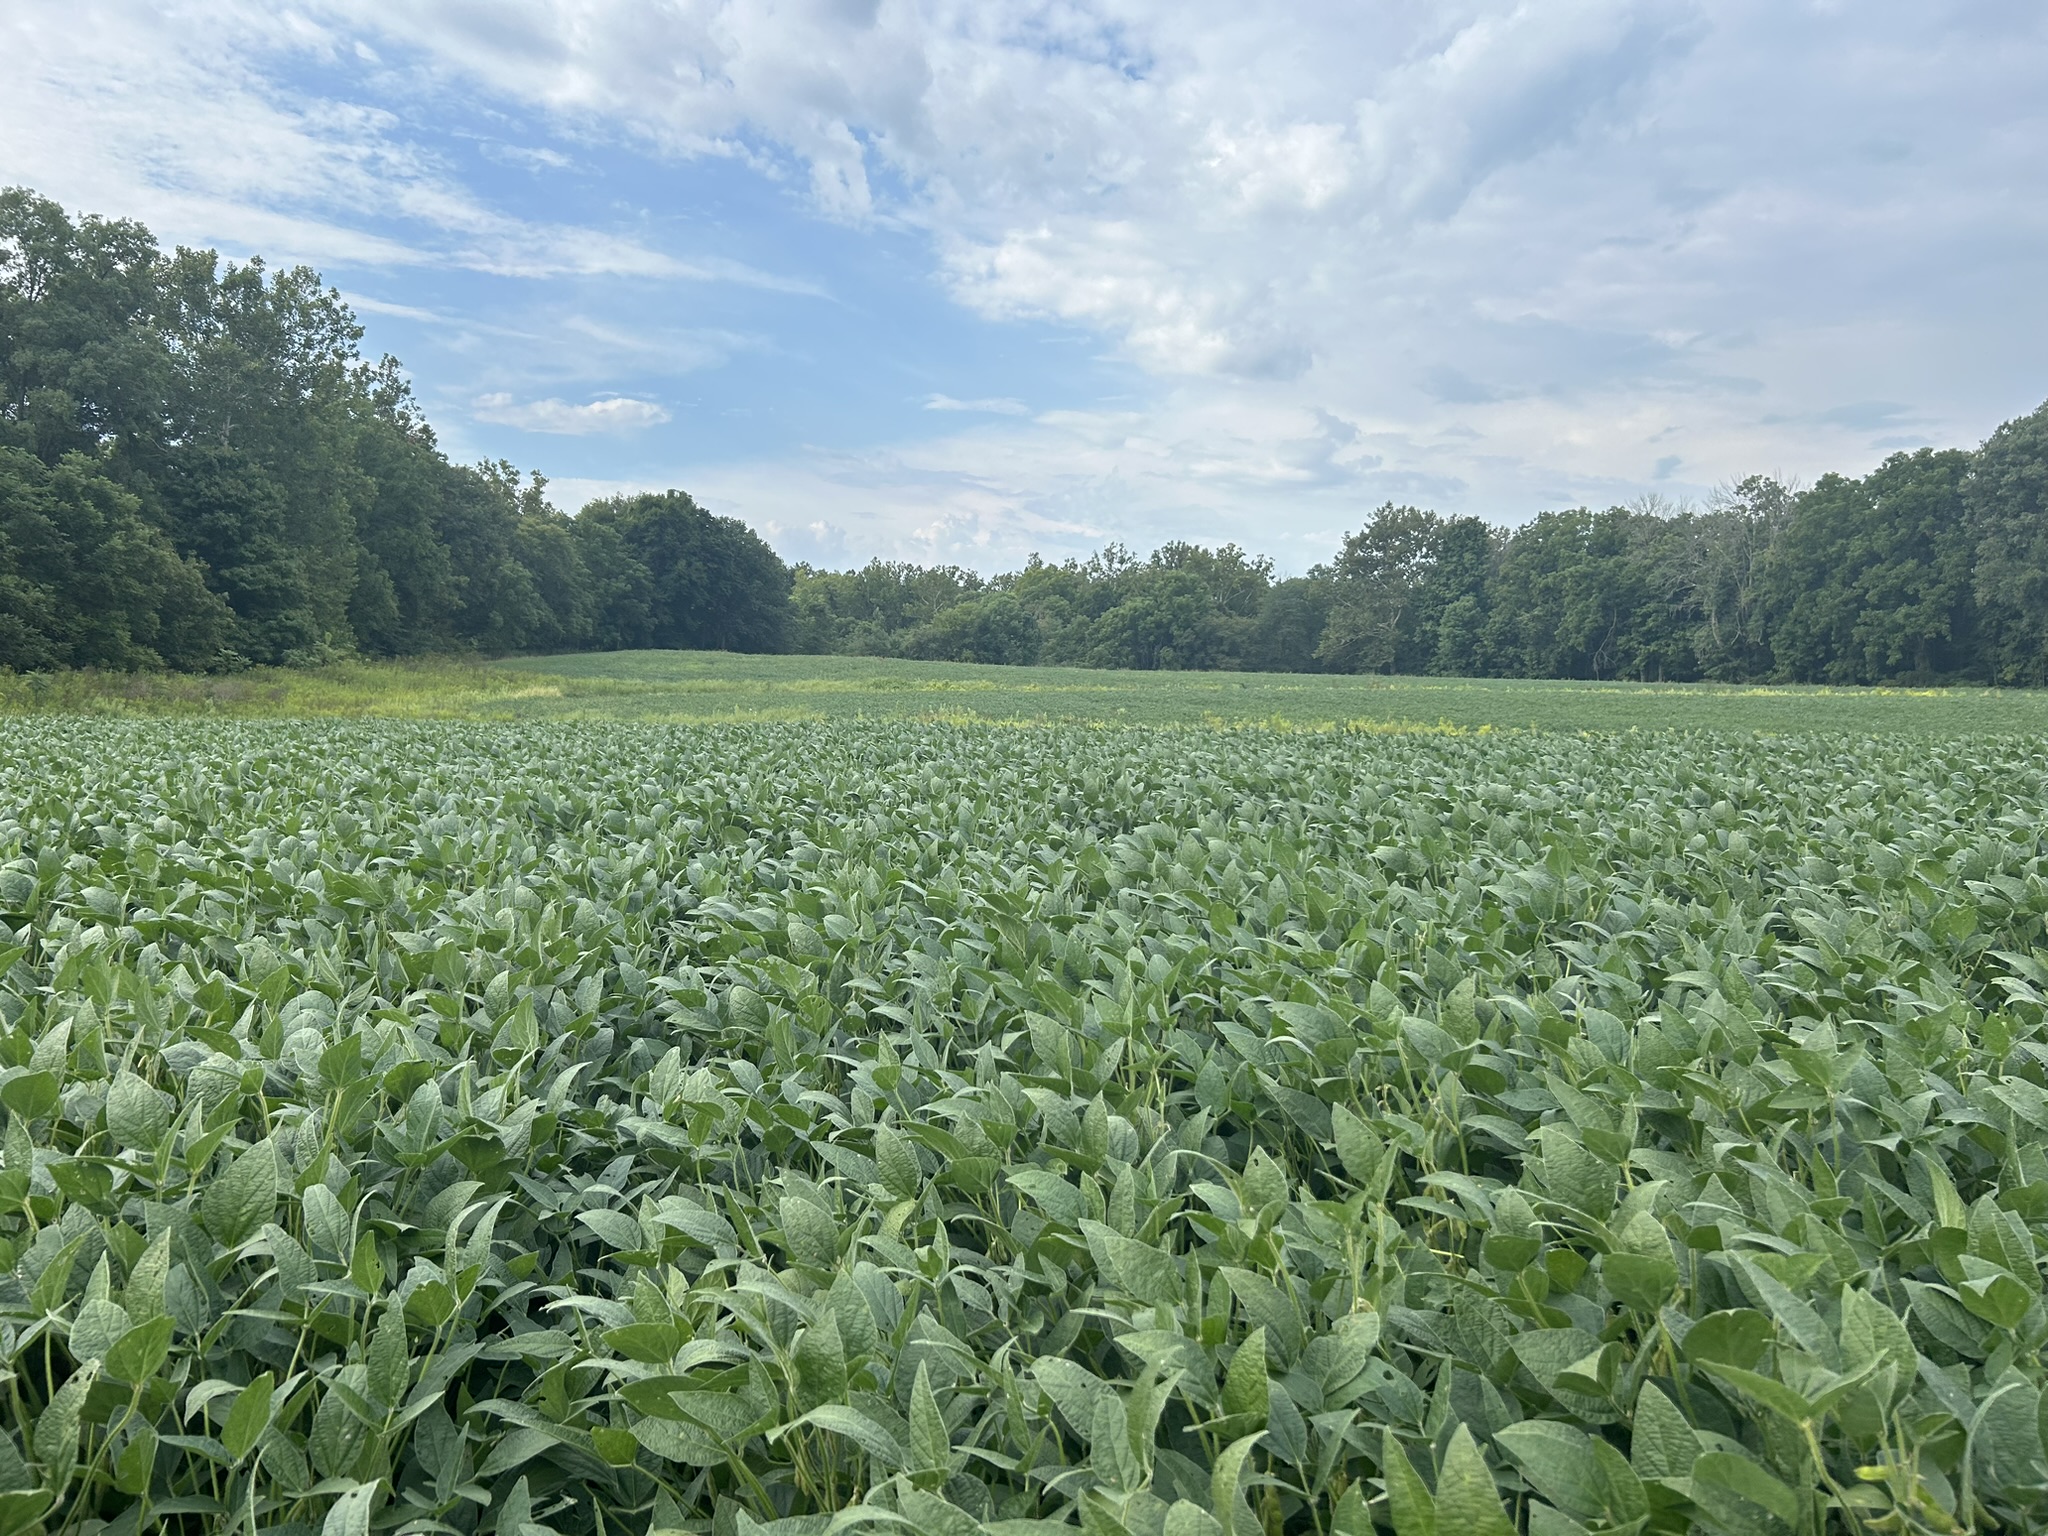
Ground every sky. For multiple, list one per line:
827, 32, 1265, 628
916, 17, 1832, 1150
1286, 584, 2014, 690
4, 1, 2045, 573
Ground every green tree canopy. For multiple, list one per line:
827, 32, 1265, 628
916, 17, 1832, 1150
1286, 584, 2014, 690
1968, 400, 2048, 685
7, 181, 2048, 688
0, 187, 791, 668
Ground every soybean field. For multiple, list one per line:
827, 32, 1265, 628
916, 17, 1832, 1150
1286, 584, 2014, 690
1, 715, 2046, 1536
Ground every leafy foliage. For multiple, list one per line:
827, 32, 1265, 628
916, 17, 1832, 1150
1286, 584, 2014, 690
0, 188, 790, 670
789, 436, 2048, 686
0, 716, 2044, 1535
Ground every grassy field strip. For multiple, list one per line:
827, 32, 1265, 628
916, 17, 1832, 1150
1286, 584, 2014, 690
8, 650, 2048, 733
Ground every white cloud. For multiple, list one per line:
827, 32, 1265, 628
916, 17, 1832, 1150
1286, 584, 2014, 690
924, 394, 1029, 415
0, 0, 814, 287
687, 396, 1451, 573
315, 1, 2047, 400
338, 291, 449, 324
472, 393, 672, 435
4, 0, 2045, 561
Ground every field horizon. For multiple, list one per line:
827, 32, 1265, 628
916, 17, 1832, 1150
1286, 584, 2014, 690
5, 647, 2048, 734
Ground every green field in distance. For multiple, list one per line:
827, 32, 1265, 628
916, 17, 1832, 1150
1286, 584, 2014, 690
6, 648, 2048, 732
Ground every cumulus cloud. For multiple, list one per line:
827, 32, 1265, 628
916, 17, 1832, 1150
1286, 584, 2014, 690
0, 0, 813, 287
318, 1, 2048, 404
472, 393, 672, 435
4, 0, 2045, 561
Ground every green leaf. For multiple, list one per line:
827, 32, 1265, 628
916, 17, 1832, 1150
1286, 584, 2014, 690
1080, 1219, 1182, 1306
2, 1073, 59, 1123
1955, 1265, 2033, 1329
121, 1233, 171, 1325
261, 1221, 314, 1300
113, 1423, 156, 1496
1907, 1279, 1990, 1356
32, 1361, 96, 1493
1241, 1147, 1289, 1213
1218, 1268, 1304, 1365
1090, 1392, 1142, 1493
577, 1208, 645, 1250
1035, 1358, 1115, 1439
1804, 1358, 1885, 1419
1732, 1255, 1839, 1368
1211, 1432, 1265, 1536
1, 1105, 26, 1169
1495, 1421, 1608, 1522
1382, 1429, 1435, 1536
1008, 1168, 1084, 1224
367, 1301, 409, 1406
310, 1373, 370, 1479
1839, 1286, 1915, 1375
320, 1480, 380, 1536
1681, 1309, 1773, 1369
1220, 1327, 1269, 1427
1433, 1424, 1512, 1536
1322, 1309, 1383, 1404
1330, 1486, 1371, 1536
200, 1141, 278, 1249
0, 1492, 53, 1536
900, 1487, 987, 1536
1483, 1230, 1542, 1271
1602, 1251, 1678, 1311
1555, 1344, 1618, 1400
1125, 1363, 1176, 1479
1440, 975, 1480, 1043
910, 1360, 951, 1488
349, 1231, 384, 1296
497, 1476, 535, 1534
1330, 1104, 1384, 1186
875, 1123, 922, 1200
69, 1296, 131, 1363
1532, 1127, 1615, 1219
784, 1404, 903, 1467
1974, 1377, 2043, 1488
1525, 1507, 1591, 1536
1587, 1437, 1648, 1525
1691, 1451, 1800, 1534
223, 1371, 275, 1461
1266, 1382, 1310, 1469
792, 1312, 847, 1412
605, 1322, 683, 1365
779, 1194, 839, 1270
1629, 1383, 1699, 1480
1696, 1362, 1816, 1424
105, 1314, 172, 1383
1164, 1500, 1225, 1536
303, 1183, 351, 1258
106, 1072, 173, 1151
28, 1232, 86, 1319
1510, 1329, 1604, 1408
630, 1415, 726, 1467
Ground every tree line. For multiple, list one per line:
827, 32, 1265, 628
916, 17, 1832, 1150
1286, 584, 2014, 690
7, 186, 2048, 686
0, 188, 788, 672
792, 414, 2048, 687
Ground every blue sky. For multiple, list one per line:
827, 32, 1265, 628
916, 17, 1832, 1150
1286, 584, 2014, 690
6, 0, 2045, 572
